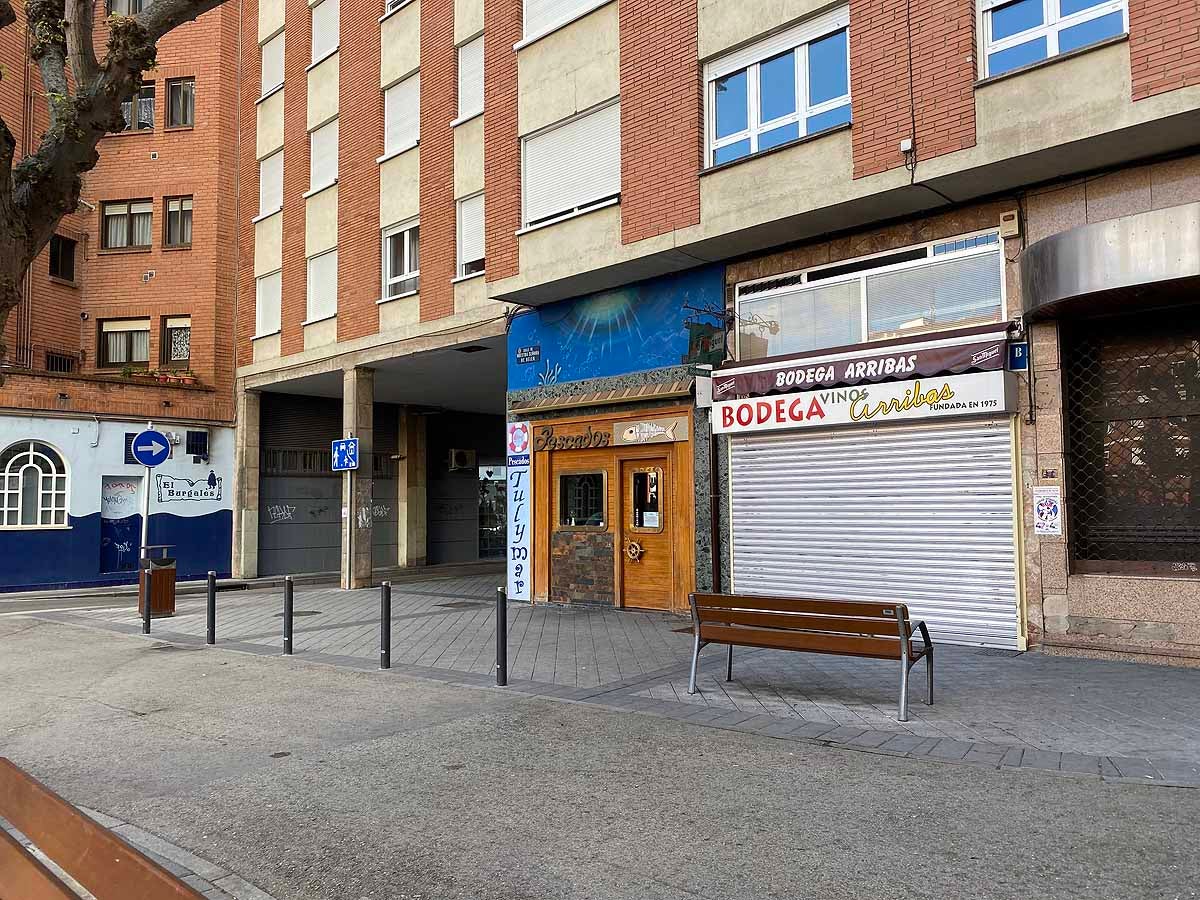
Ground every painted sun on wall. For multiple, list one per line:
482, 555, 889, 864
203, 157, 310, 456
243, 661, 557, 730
507, 264, 726, 391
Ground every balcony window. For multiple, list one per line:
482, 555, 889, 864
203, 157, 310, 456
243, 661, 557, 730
99, 319, 151, 368
162, 316, 191, 366
706, 7, 850, 167
980, 0, 1127, 78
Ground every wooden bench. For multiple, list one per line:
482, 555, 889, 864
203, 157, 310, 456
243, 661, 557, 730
688, 593, 935, 722
0, 758, 206, 900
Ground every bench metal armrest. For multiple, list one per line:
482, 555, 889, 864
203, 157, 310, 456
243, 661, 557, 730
910, 620, 932, 648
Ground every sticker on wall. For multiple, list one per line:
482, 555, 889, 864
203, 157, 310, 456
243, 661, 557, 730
156, 471, 222, 502
614, 416, 690, 445
1032, 485, 1062, 536
515, 345, 541, 364
506, 422, 533, 603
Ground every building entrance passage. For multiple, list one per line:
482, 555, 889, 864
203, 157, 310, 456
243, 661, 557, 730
619, 457, 672, 610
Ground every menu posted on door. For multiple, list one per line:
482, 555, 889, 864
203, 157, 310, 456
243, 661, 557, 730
506, 421, 533, 602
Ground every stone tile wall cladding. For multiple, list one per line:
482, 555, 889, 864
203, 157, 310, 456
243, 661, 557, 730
550, 532, 615, 605
723, 152, 1200, 665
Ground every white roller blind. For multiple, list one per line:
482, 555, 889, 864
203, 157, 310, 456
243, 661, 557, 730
524, 0, 602, 39
457, 36, 483, 119
259, 150, 283, 215
523, 101, 620, 226
255, 271, 281, 335
457, 194, 484, 271
165, 316, 191, 329
730, 418, 1020, 648
311, 0, 339, 62
261, 32, 284, 94
385, 73, 420, 154
102, 319, 150, 333
307, 249, 338, 320
310, 118, 338, 189
866, 249, 1003, 339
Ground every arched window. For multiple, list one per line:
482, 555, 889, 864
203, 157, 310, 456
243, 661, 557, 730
1, 441, 69, 527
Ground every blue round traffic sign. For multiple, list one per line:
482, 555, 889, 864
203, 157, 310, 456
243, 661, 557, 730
131, 429, 171, 467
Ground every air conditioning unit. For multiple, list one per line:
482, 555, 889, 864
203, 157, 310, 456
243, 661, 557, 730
448, 448, 476, 471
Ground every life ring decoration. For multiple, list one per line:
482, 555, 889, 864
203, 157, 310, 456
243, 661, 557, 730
625, 541, 644, 562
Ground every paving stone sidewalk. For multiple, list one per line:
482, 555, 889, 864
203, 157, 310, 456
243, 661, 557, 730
31, 573, 1200, 787
2, 807, 277, 900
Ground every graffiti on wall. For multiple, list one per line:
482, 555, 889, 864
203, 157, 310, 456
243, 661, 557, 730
506, 264, 726, 390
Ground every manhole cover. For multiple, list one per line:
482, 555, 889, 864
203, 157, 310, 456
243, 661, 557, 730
976, 648, 1023, 658
273, 610, 322, 617
436, 601, 488, 609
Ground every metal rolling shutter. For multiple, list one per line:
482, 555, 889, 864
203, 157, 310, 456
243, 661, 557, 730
730, 418, 1020, 648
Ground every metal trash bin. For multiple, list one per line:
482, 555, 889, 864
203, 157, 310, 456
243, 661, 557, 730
138, 547, 177, 618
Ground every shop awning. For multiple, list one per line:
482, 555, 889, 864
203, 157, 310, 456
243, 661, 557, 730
509, 378, 693, 414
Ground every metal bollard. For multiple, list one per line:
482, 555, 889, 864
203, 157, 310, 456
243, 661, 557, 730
206, 571, 217, 645
495, 586, 508, 686
380, 581, 392, 670
141, 564, 151, 635
283, 575, 294, 655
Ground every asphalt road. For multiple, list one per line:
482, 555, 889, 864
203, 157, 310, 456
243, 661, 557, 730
1, 616, 1197, 900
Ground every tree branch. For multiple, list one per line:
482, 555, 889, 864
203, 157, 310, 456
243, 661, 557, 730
137, 0, 227, 42
0, 0, 15, 28
27, 0, 71, 130
66, 0, 99, 86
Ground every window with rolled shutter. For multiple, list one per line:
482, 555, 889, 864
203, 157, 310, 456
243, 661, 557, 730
256, 270, 282, 336
457, 36, 483, 120
307, 249, 338, 321
522, 101, 620, 227
457, 194, 484, 277
385, 74, 420, 155
524, 0, 606, 40
310, 118, 338, 190
259, 150, 283, 216
261, 33, 284, 95
311, 0, 339, 62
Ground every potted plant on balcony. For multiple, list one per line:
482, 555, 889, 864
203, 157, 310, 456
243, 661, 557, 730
179, 370, 197, 385
121, 365, 134, 379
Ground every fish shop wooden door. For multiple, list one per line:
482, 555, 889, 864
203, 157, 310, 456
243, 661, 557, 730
618, 455, 673, 610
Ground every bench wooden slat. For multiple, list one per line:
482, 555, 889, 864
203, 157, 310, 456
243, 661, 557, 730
0, 827, 79, 900
699, 623, 908, 660
692, 592, 906, 620
0, 759, 207, 900
695, 607, 905, 637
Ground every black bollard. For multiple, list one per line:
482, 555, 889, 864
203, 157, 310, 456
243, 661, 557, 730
283, 575, 294, 655
495, 586, 508, 686
141, 563, 151, 635
380, 581, 392, 670
206, 570, 217, 645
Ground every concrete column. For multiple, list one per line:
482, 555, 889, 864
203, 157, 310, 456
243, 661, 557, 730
397, 409, 427, 568
231, 387, 260, 579
341, 367, 374, 589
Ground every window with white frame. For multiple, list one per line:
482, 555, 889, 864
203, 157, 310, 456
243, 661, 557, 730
457, 35, 483, 121
457, 193, 484, 278
259, 150, 283, 216
256, 270, 282, 336
382, 220, 419, 298
261, 32, 284, 95
384, 73, 420, 155
1, 441, 68, 528
523, 101, 620, 227
980, 0, 1127, 78
311, 0, 339, 63
307, 249, 338, 321
736, 232, 1004, 360
310, 118, 338, 191
706, 7, 850, 167
523, 0, 605, 41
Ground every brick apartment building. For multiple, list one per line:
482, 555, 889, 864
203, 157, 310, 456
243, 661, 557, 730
0, 0, 240, 590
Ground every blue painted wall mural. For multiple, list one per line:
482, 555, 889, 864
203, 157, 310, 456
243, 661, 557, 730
507, 264, 726, 390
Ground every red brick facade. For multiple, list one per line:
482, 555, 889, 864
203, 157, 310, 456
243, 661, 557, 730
337, 0, 384, 341
618, 0, 701, 244
280, 0, 312, 356
236, 0, 262, 370
483, 0, 522, 283
849, 0, 976, 180
418, 0, 456, 321
1129, 0, 1200, 101
1, 2, 239, 425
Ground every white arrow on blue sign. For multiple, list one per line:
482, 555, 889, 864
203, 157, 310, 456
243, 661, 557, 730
130, 429, 172, 467
331, 438, 360, 472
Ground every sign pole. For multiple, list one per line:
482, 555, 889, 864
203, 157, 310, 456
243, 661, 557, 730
140, 421, 153, 562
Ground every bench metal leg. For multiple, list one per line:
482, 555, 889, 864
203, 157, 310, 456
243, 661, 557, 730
688, 633, 703, 695
926, 645, 934, 706
898, 662, 910, 722
726, 644, 733, 682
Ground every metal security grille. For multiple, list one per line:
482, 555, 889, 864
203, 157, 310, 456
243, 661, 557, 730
730, 418, 1020, 648
1063, 315, 1200, 575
